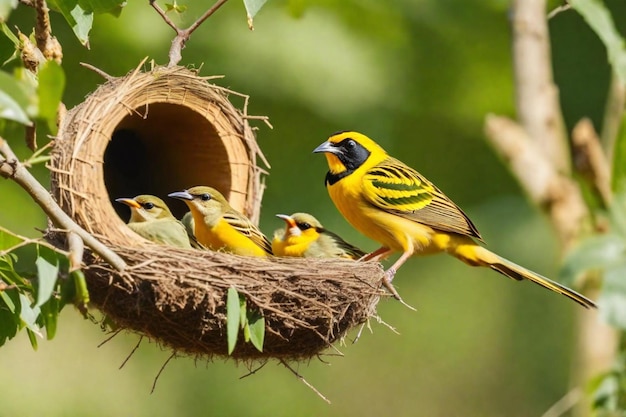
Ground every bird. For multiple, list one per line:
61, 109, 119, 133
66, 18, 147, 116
313, 130, 596, 309
272, 212, 366, 259
115, 195, 196, 249
168, 186, 272, 257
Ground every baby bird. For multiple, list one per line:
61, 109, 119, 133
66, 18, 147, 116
168, 186, 272, 257
115, 195, 194, 249
273, 212, 365, 259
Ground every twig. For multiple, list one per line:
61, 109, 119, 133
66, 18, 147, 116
97, 328, 123, 347
149, 0, 230, 67
239, 360, 268, 379
119, 336, 143, 369
151, 352, 176, 394
512, 0, 570, 173
79, 62, 114, 82
540, 387, 582, 417
572, 118, 613, 205
0, 137, 126, 271
279, 359, 331, 404
547, 2, 572, 20
67, 231, 84, 272
0, 226, 69, 257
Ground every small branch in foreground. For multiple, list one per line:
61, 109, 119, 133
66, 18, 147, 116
279, 359, 331, 404
149, 0, 230, 67
0, 137, 126, 271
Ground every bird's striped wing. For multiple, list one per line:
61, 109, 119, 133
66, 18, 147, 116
223, 211, 273, 255
362, 157, 482, 239
319, 229, 366, 259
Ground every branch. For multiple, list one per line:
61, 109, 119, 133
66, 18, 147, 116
149, 0, 230, 67
0, 137, 126, 271
484, 115, 587, 249
572, 118, 612, 206
512, 0, 570, 173
34, 0, 62, 62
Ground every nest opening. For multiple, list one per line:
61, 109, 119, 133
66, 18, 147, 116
104, 103, 233, 220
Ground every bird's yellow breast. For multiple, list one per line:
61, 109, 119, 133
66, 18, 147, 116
195, 217, 267, 257
272, 233, 317, 257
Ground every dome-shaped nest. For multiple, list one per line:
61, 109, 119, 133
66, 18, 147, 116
49, 64, 385, 359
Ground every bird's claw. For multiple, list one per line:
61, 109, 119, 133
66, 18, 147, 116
382, 269, 416, 311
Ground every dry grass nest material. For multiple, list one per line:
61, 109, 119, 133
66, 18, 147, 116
49, 63, 386, 359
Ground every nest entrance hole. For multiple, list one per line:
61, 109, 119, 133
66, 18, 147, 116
104, 103, 234, 219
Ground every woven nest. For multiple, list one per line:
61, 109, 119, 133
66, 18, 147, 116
49, 64, 385, 360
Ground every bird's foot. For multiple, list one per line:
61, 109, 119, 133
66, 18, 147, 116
382, 269, 416, 311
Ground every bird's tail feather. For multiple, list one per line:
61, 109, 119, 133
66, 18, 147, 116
461, 245, 596, 309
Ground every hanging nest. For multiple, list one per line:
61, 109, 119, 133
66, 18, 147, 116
49, 63, 386, 360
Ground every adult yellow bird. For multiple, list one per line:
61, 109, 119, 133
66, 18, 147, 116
313, 131, 596, 308
272, 212, 366, 259
115, 195, 196, 249
168, 186, 272, 257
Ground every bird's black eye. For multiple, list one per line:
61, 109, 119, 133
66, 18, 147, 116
143, 202, 154, 210
298, 222, 311, 230
200, 193, 211, 201
346, 139, 356, 148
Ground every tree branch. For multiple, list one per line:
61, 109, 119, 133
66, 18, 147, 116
484, 115, 588, 249
149, 0, 230, 67
0, 137, 126, 271
512, 0, 570, 173
572, 118, 612, 206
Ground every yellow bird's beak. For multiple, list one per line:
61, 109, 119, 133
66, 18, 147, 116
276, 214, 297, 229
168, 190, 194, 201
115, 197, 141, 209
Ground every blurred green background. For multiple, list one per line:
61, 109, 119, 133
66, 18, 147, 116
1, 0, 622, 415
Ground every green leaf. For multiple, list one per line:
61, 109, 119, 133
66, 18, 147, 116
570, 0, 626, 86
0, 228, 24, 251
246, 309, 265, 352
0, 0, 18, 22
243, 0, 267, 28
612, 113, 626, 194
78, 0, 125, 15
37, 60, 65, 135
47, 0, 93, 46
226, 287, 240, 355
599, 261, 626, 329
40, 291, 59, 340
0, 289, 19, 346
560, 234, 626, 285
71, 269, 89, 317
18, 293, 42, 338
243, 0, 267, 17
35, 246, 59, 308
0, 72, 31, 125
239, 293, 247, 330
26, 328, 38, 350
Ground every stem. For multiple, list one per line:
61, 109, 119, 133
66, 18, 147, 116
149, 0, 230, 67
0, 137, 126, 271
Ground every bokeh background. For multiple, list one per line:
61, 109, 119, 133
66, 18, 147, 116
1, 1, 623, 415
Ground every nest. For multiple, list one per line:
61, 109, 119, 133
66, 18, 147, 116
49, 63, 385, 359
